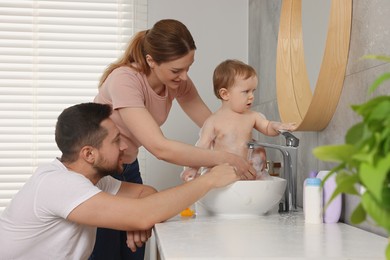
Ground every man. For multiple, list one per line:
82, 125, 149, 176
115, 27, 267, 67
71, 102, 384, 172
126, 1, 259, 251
0, 103, 239, 260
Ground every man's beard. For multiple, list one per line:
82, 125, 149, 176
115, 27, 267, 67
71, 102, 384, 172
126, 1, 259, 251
93, 157, 123, 178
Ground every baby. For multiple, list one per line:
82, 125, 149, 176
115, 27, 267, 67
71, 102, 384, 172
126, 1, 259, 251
181, 59, 296, 181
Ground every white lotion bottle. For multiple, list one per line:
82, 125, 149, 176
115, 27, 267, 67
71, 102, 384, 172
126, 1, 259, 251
303, 171, 318, 215
304, 177, 323, 224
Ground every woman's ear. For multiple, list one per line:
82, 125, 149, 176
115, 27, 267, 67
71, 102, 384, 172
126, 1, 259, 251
219, 88, 230, 100
145, 54, 155, 68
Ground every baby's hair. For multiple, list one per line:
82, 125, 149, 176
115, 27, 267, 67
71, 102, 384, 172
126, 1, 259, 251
213, 59, 257, 99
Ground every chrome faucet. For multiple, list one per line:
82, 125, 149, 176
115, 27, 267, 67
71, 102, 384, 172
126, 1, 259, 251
247, 131, 299, 212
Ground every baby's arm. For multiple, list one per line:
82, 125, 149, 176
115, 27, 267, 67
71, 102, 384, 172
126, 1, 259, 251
180, 118, 217, 182
254, 112, 296, 136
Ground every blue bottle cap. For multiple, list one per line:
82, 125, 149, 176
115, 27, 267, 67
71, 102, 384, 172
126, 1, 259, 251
306, 178, 321, 186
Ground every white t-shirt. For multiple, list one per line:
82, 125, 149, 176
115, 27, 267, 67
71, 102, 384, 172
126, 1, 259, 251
0, 159, 121, 260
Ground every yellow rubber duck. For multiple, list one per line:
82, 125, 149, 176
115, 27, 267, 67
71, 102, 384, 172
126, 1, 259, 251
180, 207, 195, 217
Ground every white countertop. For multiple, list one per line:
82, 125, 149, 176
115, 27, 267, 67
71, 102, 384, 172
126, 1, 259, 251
153, 211, 388, 259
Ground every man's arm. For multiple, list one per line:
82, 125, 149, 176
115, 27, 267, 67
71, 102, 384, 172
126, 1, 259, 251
67, 164, 238, 231
115, 181, 157, 199
113, 182, 157, 252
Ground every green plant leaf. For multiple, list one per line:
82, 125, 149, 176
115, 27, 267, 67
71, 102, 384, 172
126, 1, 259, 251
361, 55, 390, 62
322, 171, 360, 209
383, 185, 390, 210
319, 166, 343, 183
352, 150, 375, 165
335, 172, 360, 196
359, 154, 390, 203
368, 72, 390, 94
350, 202, 366, 224
366, 100, 390, 121
361, 192, 390, 233
352, 96, 390, 117
315, 55, 390, 254
345, 122, 365, 145
383, 131, 390, 155
320, 166, 347, 191
313, 145, 356, 163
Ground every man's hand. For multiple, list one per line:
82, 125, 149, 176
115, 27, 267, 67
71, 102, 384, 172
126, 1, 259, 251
126, 229, 152, 252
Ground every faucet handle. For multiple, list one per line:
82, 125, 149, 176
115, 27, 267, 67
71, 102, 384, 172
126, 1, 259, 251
278, 131, 299, 147
248, 139, 264, 149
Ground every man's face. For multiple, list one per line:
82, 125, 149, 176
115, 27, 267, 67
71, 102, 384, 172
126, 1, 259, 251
93, 119, 127, 177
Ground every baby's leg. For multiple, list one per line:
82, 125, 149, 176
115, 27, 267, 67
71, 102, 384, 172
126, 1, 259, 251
251, 148, 271, 180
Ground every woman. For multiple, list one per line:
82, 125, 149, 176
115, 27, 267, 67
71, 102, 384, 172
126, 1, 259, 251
91, 19, 255, 260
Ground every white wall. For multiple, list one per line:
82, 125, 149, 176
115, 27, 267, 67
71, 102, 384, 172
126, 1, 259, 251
143, 0, 248, 190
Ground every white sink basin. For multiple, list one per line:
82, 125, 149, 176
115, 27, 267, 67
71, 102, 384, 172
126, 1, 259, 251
197, 176, 287, 216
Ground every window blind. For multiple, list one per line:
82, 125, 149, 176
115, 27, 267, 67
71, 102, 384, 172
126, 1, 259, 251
0, 0, 147, 212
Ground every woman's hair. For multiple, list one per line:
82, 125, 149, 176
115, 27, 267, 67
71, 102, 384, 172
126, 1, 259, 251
98, 19, 196, 87
213, 59, 257, 99
55, 103, 112, 162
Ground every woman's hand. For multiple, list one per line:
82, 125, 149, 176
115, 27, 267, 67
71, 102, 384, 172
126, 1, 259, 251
223, 152, 256, 180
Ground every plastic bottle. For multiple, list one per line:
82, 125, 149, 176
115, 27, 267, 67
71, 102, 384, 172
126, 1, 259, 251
316, 171, 341, 223
303, 171, 318, 214
304, 174, 323, 224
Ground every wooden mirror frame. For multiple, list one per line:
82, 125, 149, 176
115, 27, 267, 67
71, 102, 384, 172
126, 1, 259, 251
276, 0, 352, 131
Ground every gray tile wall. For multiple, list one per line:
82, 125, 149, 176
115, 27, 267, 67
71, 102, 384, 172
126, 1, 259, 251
249, 0, 389, 237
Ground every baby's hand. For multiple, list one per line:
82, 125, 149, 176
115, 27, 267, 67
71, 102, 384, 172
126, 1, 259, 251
276, 122, 297, 132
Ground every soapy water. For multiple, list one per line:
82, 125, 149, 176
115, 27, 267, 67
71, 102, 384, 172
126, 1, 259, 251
247, 147, 253, 161
186, 147, 271, 181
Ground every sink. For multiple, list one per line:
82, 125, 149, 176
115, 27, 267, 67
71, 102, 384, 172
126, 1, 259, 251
197, 176, 287, 216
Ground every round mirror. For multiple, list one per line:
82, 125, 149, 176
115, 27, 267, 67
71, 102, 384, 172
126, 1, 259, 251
302, 0, 330, 92
276, 0, 352, 131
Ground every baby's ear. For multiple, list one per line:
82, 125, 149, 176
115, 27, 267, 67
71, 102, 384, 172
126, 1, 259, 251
219, 88, 229, 100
